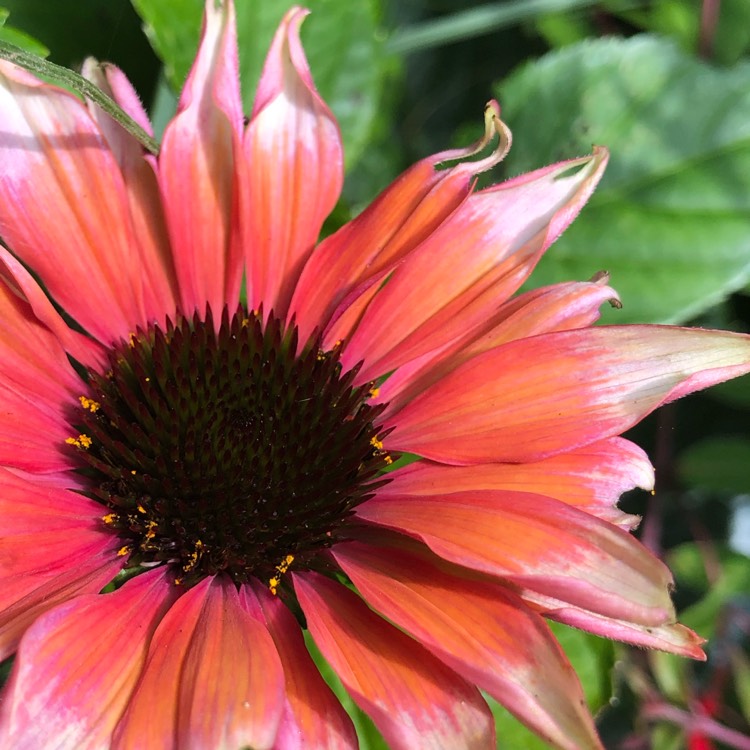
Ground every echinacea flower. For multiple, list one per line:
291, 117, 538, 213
0, 3, 749, 749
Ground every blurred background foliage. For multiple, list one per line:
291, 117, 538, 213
1, 0, 749, 747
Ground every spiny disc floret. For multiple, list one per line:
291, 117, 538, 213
68, 307, 392, 587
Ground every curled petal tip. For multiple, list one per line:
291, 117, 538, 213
592, 144, 610, 165
436, 100, 512, 177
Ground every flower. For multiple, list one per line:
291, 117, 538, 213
0, 2, 748, 749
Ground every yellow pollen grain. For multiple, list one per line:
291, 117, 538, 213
137, 504, 147, 514
143, 520, 157, 542
66, 434, 92, 449
117, 545, 130, 557
79, 396, 100, 413
384, 455, 393, 465
183, 540, 204, 572
102, 513, 117, 524
369, 387, 380, 398
128, 333, 137, 348
370, 436, 384, 451
269, 554, 295, 595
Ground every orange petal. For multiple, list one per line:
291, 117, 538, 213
386, 325, 750, 464
240, 581, 357, 750
341, 149, 608, 383
113, 575, 284, 750
379, 274, 619, 410
334, 541, 603, 750
0, 569, 176, 750
379, 437, 651, 528
290, 101, 511, 343
158, 0, 244, 318
0, 61, 149, 344
294, 571, 494, 750
243, 8, 343, 318
356, 490, 676, 627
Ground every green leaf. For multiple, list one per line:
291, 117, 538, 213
0, 8, 48, 57
386, 0, 602, 54
3, 0, 159, 102
677, 436, 750, 493
733, 647, 750, 724
496, 35, 750, 325
667, 543, 750, 640
131, 0, 390, 169
704, 374, 750, 410
0, 655, 13, 692
612, 0, 750, 66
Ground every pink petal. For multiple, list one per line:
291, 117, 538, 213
289, 101, 511, 343
0, 385, 80, 473
525, 592, 706, 660
341, 148, 608, 384
356, 490, 676, 627
82, 60, 178, 324
113, 575, 284, 750
0, 538, 120, 661
0, 61, 149, 344
334, 541, 603, 750
240, 581, 357, 750
0, 569, 177, 750
294, 570, 494, 750
0, 247, 105, 372
379, 274, 619, 411
0, 468, 109, 588
0, 267, 85, 403
0, 466, 105, 534
242, 8, 343, 318
158, 0, 244, 318
82, 59, 154, 139
380, 437, 651, 528
385, 325, 750, 464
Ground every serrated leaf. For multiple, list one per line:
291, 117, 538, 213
130, 0, 390, 169
497, 35, 750, 325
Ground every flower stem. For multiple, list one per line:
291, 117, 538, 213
0, 40, 160, 155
